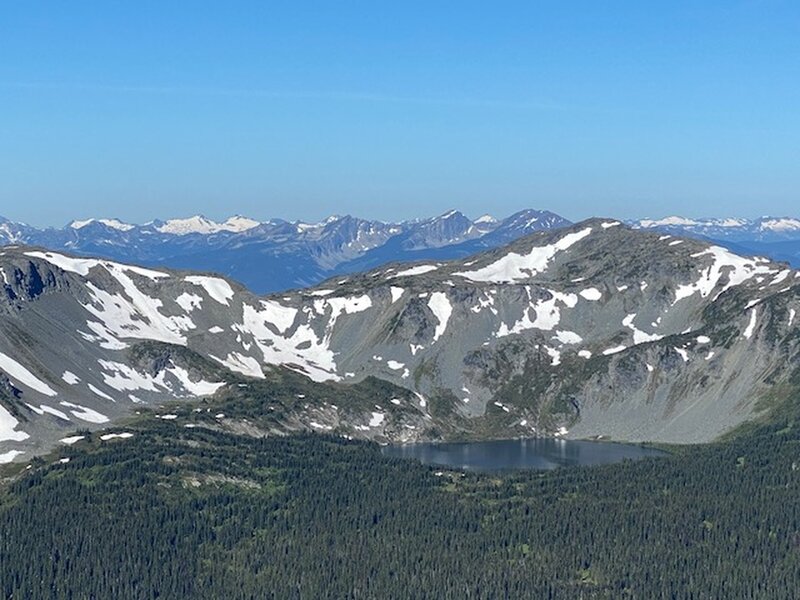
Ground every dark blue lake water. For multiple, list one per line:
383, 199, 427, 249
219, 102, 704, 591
382, 437, 667, 471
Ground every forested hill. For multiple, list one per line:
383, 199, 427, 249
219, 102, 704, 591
1, 386, 800, 598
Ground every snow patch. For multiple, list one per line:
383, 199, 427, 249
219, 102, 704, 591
60, 435, 85, 445
0, 404, 29, 442
742, 308, 758, 340
496, 291, 577, 337
553, 331, 582, 344
673, 247, 776, 304
395, 264, 438, 277
26, 403, 70, 421
175, 292, 203, 312
0, 352, 57, 397
579, 288, 602, 301
60, 402, 109, 423
25, 251, 101, 276
168, 366, 224, 396
602, 345, 627, 356
62, 371, 80, 385
427, 292, 452, 342
0, 450, 24, 464
99, 432, 134, 441
82, 264, 190, 347
88, 384, 114, 401
184, 276, 235, 305
454, 227, 592, 283
210, 352, 264, 379
622, 314, 664, 345
255, 300, 298, 334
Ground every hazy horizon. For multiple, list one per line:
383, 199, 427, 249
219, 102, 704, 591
4, 206, 800, 231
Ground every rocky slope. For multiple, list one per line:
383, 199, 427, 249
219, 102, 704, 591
1, 219, 799, 463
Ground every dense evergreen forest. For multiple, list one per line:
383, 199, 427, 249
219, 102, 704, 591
2, 391, 800, 599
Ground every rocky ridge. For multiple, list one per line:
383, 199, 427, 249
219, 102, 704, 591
1, 219, 799, 463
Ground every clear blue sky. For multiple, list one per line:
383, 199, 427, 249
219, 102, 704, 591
1, 1, 799, 227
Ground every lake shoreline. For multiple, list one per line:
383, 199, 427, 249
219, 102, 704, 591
381, 436, 668, 472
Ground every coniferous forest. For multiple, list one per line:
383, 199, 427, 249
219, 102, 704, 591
1, 396, 800, 599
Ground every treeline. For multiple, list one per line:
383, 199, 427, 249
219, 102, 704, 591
1, 410, 800, 598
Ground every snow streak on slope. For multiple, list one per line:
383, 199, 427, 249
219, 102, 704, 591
227, 294, 373, 382
59, 402, 109, 423
427, 292, 452, 342
82, 279, 190, 348
496, 289, 578, 337
0, 404, 29, 442
673, 247, 778, 304
184, 276, 235, 305
0, 352, 57, 397
98, 360, 224, 397
395, 265, 439, 277
454, 228, 592, 283
27, 251, 167, 279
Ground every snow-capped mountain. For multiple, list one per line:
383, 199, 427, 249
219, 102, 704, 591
2, 221, 800, 463
631, 216, 800, 242
630, 215, 800, 269
0, 209, 572, 293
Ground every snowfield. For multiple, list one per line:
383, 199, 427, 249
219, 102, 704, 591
454, 227, 592, 283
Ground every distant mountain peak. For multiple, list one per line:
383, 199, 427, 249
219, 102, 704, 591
638, 216, 702, 228
631, 215, 800, 242
70, 218, 135, 232
156, 215, 261, 235
759, 217, 800, 232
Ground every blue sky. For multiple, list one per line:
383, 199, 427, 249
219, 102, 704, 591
2, 1, 799, 227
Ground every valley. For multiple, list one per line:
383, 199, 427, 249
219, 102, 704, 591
2, 378, 799, 599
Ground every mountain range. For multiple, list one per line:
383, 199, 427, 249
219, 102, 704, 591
0, 210, 570, 294
630, 216, 800, 268
2, 219, 799, 463
630, 215, 800, 242
3, 211, 800, 301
